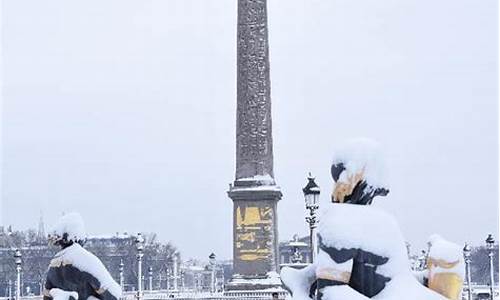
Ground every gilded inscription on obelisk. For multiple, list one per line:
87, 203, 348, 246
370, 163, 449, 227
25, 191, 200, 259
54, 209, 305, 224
235, 206, 273, 261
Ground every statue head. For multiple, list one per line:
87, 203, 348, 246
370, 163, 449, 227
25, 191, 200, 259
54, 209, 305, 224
330, 138, 389, 205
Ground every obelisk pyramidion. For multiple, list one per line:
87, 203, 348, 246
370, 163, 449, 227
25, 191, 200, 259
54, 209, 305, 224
227, 0, 283, 291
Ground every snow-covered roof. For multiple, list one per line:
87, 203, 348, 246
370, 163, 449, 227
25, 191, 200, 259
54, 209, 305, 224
87, 233, 133, 240
288, 241, 308, 247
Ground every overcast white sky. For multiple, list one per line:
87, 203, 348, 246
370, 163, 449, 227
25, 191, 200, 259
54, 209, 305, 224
1, 0, 498, 260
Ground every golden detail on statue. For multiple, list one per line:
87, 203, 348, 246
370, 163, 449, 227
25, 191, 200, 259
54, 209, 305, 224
332, 168, 365, 203
427, 258, 463, 300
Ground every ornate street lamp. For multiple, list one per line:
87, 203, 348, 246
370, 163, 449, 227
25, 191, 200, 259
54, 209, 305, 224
486, 234, 495, 300
463, 243, 472, 300
119, 259, 125, 291
209, 253, 216, 293
14, 249, 22, 300
303, 173, 320, 262
148, 267, 153, 291
135, 233, 145, 300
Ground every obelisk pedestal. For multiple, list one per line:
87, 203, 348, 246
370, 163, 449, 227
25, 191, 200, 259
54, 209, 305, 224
226, 178, 282, 291
226, 0, 283, 292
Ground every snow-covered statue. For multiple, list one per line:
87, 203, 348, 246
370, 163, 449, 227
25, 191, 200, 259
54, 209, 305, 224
281, 139, 464, 300
416, 235, 465, 300
43, 213, 122, 300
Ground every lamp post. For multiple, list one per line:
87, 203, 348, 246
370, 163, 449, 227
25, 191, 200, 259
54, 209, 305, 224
463, 243, 472, 300
486, 234, 495, 300
172, 254, 179, 291
8, 280, 12, 300
39, 280, 43, 296
303, 173, 320, 263
119, 259, 125, 291
135, 233, 145, 300
14, 249, 21, 300
209, 253, 216, 293
148, 267, 153, 291
166, 268, 170, 291
405, 242, 411, 259
180, 270, 185, 292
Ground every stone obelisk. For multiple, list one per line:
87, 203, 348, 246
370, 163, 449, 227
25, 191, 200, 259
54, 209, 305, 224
227, 0, 283, 291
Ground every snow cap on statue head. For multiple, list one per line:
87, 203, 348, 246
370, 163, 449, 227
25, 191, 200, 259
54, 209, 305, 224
427, 234, 464, 264
331, 138, 387, 185
48, 212, 87, 245
331, 138, 389, 204
426, 234, 465, 281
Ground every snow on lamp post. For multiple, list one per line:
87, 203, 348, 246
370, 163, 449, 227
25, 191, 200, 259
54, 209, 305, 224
486, 234, 496, 300
119, 259, 125, 291
303, 173, 320, 263
14, 249, 21, 300
135, 233, 145, 300
209, 253, 216, 293
148, 267, 153, 291
463, 243, 472, 300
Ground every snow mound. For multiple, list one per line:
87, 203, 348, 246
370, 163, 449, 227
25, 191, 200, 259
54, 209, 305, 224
321, 284, 370, 300
374, 273, 447, 300
49, 288, 79, 300
332, 138, 388, 190
50, 212, 86, 242
281, 265, 316, 300
53, 243, 122, 298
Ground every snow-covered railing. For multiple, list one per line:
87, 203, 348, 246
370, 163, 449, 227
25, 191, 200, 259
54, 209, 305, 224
120, 291, 279, 300
461, 284, 499, 299
0, 296, 43, 300
141, 296, 271, 300
2, 285, 497, 300
0, 291, 279, 300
